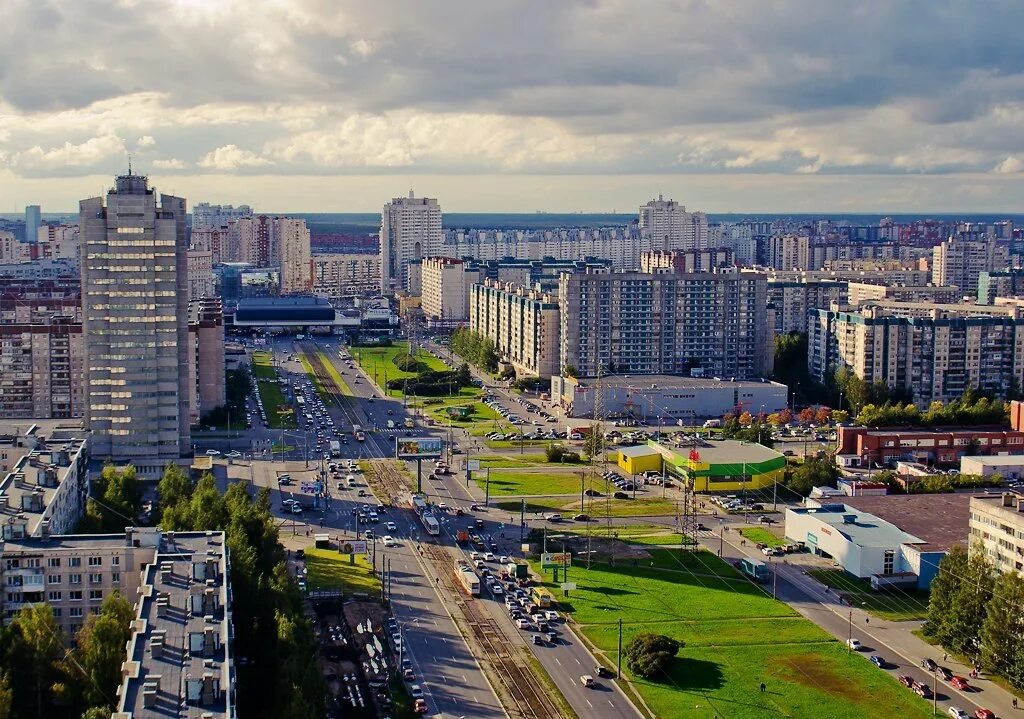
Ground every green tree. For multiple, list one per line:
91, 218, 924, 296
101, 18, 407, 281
79, 465, 144, 533
582, 424, 605, 459
944, 546, 994, 657
787, 458, 838, 496
980, 571, 1024, 678
81, 707, 112, 719
563, 364, 579, 379
0, 671, 12, 719
156, 463, 192, 530
59, 592, 134, 709
924, 544, 968, 642
185, 473, 227, 531
623, 633, 682, 679
9, 603, 64, 719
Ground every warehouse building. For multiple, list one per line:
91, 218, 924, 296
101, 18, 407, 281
617, 438, 785, 492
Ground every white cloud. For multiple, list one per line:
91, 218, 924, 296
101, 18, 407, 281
13, 134, 126, 171
197, 144, 272, 171
993, 156, 1024, 174
136, 135, 156, 147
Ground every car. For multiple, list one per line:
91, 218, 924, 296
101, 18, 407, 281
226, 450, 242, 458
846, 638, 862, 651
573, 513, 591, 522
937, 666, 953, 681
596, 665, 615, 678
484, 552, 495, 561
613, 491, 630, 499
413, 698, 428, 714
974, 710, 995, 719
580, 675, 595, 688
914, 683, 933, 698
290, 504, 303, 514
364, 530, 374, 540
898, 675, 914, 687
947, 709, 969, 719
546, 631, 558, 643
869, 655, 884, 667
922, 658, 938, 672
382, 536, 395, 547
545, 610, 559, 621
758, 515, 775, 524
498, 555, 509, 564
490, 583, 503, 595
386, 521, 397, 531
515, 618, 531, 629
950, 676, 971, 691
205, 449, 221, 456
531, 634, 544, 645
409, 685, 423, 699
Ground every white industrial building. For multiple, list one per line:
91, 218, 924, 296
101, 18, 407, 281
960, 455, 1024, 480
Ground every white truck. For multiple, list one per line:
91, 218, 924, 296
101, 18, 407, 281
329, 440, 341, 457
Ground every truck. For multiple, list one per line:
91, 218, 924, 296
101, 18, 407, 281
739, 557, 771, 583
329, 440, 341, 457
457, 566, 480, 596
456, 530, 469, 544
404, 417, 414, 429
702, 419, 722, 428
421, 513, 440, 536
412, 494, 428, 514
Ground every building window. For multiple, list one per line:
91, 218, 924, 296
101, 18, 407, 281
883, 550, 895, 575
47, 575, 61, 585
69, 607, 83, 618
88, 557, 102, 567
89, 590, 102, 601
68, 558, 81, 568
68, 574, 81, 585
47, 558, 61, 568
88, 573, 102, 584
111, 556, 120, 566
47, 591, 62, 601
69, 591, 82, 601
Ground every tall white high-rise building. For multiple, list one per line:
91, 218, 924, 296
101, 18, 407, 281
380, 191, 442, 294
80, 173, 190, 469
638, 195, 708, 251
192, 202, 252, 230
24, 205, 40, 245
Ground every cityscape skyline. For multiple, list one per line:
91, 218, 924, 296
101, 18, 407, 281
4, 1, 1024, 211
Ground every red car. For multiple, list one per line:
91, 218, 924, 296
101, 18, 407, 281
950, 676, 971, 691
898, 675, 914, 687
413, 698, 428, 714
974, 710, 995, 719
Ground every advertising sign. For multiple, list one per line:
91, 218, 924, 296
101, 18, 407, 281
396, 436, 443, 459
541, 552, 572, 568
466, 459, 481, 471
340, 540, 368, 554
806, 532, 818, 546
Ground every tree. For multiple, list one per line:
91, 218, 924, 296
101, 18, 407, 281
766, 413, 782, 427
60, 592, 134, 709
81, 708, 112, 719
0, 672, 12, 719
925, 544, 967, 642
562, 364, 579, 379
831, 409, 849, 424
738, 411, 753, 426
583, 425, 605, 459
10, 603, 64, 719
778, 407, 793, 424
79, 465, 144, 533
815, 406, 832, 425
157, 463, 192, 530
980, 572, 1024, 678
185, 473, 227, 531
788, 458, 838, 496
797, 407, 815, 424
623, 633, 682, 679
943, 545, 994, 657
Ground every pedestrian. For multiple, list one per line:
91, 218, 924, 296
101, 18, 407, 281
865, 616, 869, 625
759, 682, 766, 693
1012, 697, 1017, 710
943, 652, 948, 661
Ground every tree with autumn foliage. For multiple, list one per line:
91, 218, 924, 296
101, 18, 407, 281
815, 406, 832, 425
797, 407, 816, 424
778, 408, 793, 424
738, 411, 753, 426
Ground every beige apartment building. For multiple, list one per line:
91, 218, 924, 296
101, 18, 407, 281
279, 218, 312, 294
969, 492, 1024, 576
845, 281, 964, 306
380, 191, 443, 294
808, 300, 1024, 405
932, 236, 1010, 295
640, 249, 733, 273
768, 234, 810, 271
187, 298, 226, 424
767, 276, 847, 334
312, 252, 380, 301
443, 226, 646, 271
421, 257, 482, 325
187, 249, 215, 301
558, 267, 772, 380
1, 528, 235, 717
469, 279, 561, 378
638, 196, 708, 251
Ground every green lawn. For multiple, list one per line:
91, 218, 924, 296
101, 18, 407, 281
538, 558, 933, 719
739, 527, 787, 548
491, 495, 679, 517
317, 351, 353, 396
351, 342, 455, 396
297, 354, 331, 402
473, 468, 593, 496
305, 547, 379, 594
422, 400, 501, 433
478, 455, 549, 468
250, 351, 297, 429
808, 569, 931, 622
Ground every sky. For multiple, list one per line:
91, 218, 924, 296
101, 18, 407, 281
3, 0, 1024, 213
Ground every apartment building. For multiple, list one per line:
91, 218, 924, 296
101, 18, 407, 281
845, 282, 964, 306
0, 528, 235, 717
469, 280, 561, 378
191, 226, 231, 263
0, 284, 84, 418
809, 242, 897, 270
772, 267, 933, 287
767, 234, 810, 270
187, 249, 215, 301
0, 424, 89, 541
441, 226, 646, 271
311, 252, 380, 301
932, 236, 1010, 295
638, 196, 709, 251
24, 206, 40, 247
0, 232, 27, 264
836, 425, 1024, 468
808, 300, 1024, 406
978, 269, 1024, 304
80, 173, 190, 467
421, 257, 482, 325
380, 191, 443, 294
969, 492, 1024, 576
279, 218, 312, 294
640, 249, 734, 273
767, 276, 847, 334
36, 224, 81, 262
558, 268, 772, 380
187, 298, 226, 425
0, 259, 79, 281
192, 202, 252, 230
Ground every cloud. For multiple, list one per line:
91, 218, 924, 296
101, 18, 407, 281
13, 134, 126, 173
993, 156, 1024, 174
152, 158, 186, 170
197, 145, 272, 171
136, 135, 156, 147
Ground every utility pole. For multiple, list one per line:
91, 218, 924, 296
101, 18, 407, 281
617, 618, 623, 680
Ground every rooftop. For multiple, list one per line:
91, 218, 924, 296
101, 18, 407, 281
657, 438, 783, 465
114, 531, 233, 719
960, 455, 1024, 466
792, 504, 924, 549
839, 492, 977, 552
566, 375, 786, 390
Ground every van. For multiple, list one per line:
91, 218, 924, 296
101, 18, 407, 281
387, 420, 395, 429
702, 419, 721, 428
347, 475, 357, 487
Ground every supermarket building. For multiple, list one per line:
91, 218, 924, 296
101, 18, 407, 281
617, 439, 786, 492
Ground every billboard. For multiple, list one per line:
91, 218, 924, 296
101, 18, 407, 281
541, 552, 572, 568
396, 436, 443, 459
340, 540, 367, 554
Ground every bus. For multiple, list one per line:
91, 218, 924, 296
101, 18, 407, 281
739, 558, 771, 583
412, 494, 428, 515
421, 513, 440, 536
531, 587, 554, 608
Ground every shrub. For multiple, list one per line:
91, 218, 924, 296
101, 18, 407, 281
623, 633, 682, 679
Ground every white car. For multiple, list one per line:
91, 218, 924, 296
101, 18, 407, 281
386, 521, 397, 531
846, 638, 862, 651
947, 709, 969, 719
544, 610, 560, 622
226, 450, 242, 458
382, 536, 395, 547
205, 449, 221, 456
484, 552, 495, 562
499, 555, 509, 564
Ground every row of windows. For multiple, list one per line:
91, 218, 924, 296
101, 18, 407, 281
7, 555, 117, 570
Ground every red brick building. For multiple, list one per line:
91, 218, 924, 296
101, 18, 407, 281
836, 425, 1024, 468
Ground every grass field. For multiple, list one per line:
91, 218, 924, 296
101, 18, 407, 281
298, 354, 331, 402
808, 569, 931, 622
351, 342, 456, 396
739, 526, 787, 548
305, 548, 379, 594
422, 399, 502, 433
538, 558, 933, 719
473, 468, 593, 496
491, 495, 678, 517
317, 351, 353, 396
251, 351, 297, 429
478, 455, 549, 468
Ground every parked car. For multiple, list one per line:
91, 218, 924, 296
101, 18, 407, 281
974, 710, 995, 719
869, 655, 884, 667
846, 638, 862, 651
946, 709, 969, 719
950, 676, 971, 691
898, 675, 914, 687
